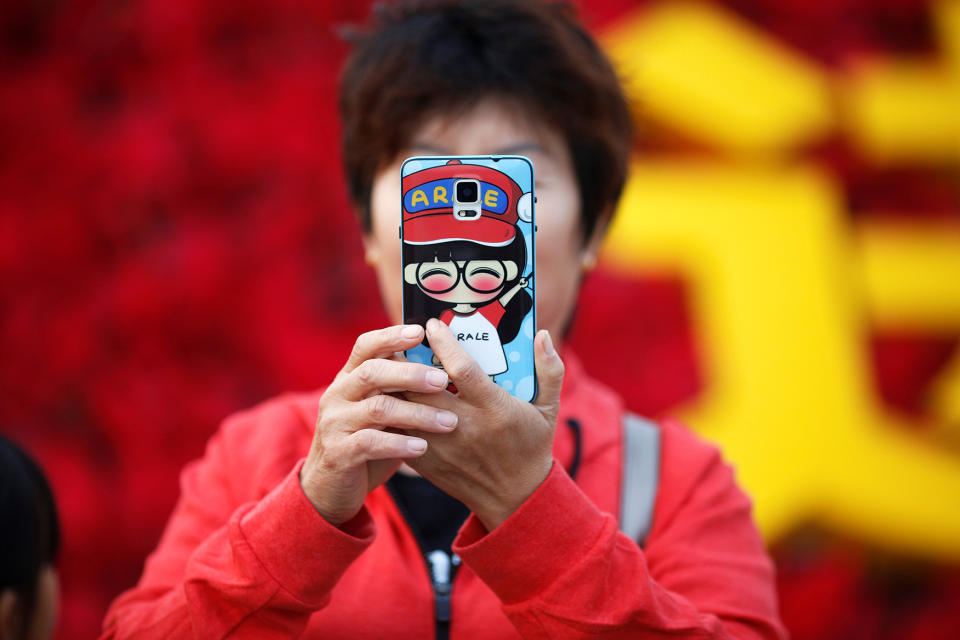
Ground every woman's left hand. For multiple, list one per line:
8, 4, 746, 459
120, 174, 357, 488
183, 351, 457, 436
403, 318, 565, 531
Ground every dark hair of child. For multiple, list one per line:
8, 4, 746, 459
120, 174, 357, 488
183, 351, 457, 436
0, 436, 60, 638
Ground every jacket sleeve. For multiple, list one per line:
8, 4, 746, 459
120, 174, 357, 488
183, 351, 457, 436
452, 422, 787, 640
100, 411, 375, 639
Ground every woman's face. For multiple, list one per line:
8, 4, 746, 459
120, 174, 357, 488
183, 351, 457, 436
365, 99, 602, 343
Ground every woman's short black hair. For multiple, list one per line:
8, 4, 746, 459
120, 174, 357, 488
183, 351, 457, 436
340, 0, 633, 242
0, 436, 60, 634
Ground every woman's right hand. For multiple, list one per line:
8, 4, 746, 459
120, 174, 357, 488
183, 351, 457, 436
299, 324, 457, 527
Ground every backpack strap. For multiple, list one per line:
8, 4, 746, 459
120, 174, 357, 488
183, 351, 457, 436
619, 413, 661, 546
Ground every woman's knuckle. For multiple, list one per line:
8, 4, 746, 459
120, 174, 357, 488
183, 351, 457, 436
359, 330, 377, 351
355, 359, 376, 383
416, 403, 434, 423
314, 412, 331, 434
446, 359, 469, 380
350, 336, 368, 362
454, 363, 480, 386
401, 362, 423, 384
315, 406, 337, 433
319, 440, 347, 468
366, 394, 392, 421
315, 401, 326, 429
348, 432, 371, 457
363, 430, 389, 456
338, 404, 360, 428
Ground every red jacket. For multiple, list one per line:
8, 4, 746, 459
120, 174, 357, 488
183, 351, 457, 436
101, 353, 786, 639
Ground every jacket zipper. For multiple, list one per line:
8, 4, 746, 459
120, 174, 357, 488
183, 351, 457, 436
385, 482, 462, 640
426, 549, 461, 640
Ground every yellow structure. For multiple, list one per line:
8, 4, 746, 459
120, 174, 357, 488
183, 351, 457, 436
858, 223, 960, 332
843, 61, 960, 164
601, 1, 960, 560
603, 1, 833, 157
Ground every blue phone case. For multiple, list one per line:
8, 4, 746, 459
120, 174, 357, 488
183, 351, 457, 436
401, 155, 537, 402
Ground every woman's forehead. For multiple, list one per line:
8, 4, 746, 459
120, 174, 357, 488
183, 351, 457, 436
407, 99, 564, 159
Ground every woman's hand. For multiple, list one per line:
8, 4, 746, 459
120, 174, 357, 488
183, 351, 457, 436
299, 324, 459, 527
404, 318, 565, 531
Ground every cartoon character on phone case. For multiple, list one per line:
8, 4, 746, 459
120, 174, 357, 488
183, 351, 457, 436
402, 160, 533, 376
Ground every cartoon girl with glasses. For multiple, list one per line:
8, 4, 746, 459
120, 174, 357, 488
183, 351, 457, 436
402, 160, 533, 377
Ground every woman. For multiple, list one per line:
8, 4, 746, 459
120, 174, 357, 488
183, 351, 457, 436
102, 1, 786, 638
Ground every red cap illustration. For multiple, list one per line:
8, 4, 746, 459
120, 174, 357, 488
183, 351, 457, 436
402, 160, 531, 246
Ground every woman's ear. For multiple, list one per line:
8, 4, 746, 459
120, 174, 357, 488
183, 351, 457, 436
362, 235, 380, 268
580, 210, 611, 272
505, 261, 519, 280
0, 589, 22, 640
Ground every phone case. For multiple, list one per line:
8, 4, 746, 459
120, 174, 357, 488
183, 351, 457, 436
401, 155, 537, 402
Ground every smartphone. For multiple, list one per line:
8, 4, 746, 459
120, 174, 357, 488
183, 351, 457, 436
400, 155, 537, 402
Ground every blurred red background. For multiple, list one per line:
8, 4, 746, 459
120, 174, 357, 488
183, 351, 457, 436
1, 1, 958, 638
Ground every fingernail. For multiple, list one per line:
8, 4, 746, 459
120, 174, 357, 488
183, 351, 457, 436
543, 330, 557, 358
407, 439, 427, 454
436, 411, 458, 428
426, 317, 441, 333
402, 324, 422, 339
426, 368, 448, 388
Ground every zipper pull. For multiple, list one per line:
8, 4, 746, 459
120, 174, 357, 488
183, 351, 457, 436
427, 550, 455, 623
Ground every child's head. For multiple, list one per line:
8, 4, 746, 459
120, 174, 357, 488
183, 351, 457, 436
401, 158, 529, 308
403, 233, 526, 307
0, 436, 60, 640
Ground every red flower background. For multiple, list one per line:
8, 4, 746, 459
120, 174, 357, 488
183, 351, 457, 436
0, 1, 957, 638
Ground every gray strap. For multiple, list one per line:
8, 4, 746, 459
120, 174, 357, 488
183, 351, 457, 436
619, 413, 661, 546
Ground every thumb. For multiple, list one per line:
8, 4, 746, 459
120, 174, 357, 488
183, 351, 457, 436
368, 458, 404, 490
532, 330, 564, 424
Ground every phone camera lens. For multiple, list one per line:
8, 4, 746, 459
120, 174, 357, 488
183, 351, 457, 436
456, 180, 479, 203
